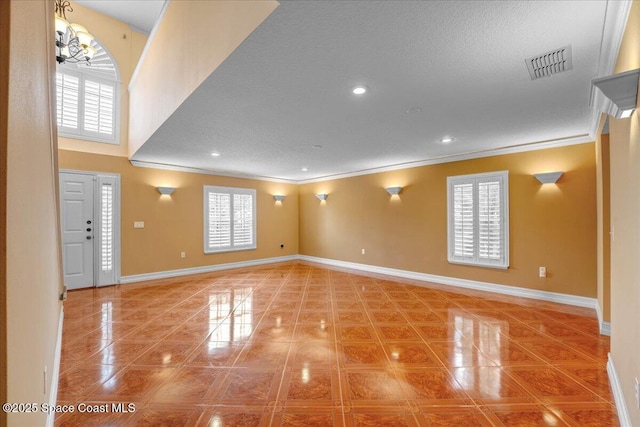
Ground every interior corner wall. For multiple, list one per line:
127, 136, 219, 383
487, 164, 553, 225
0, 1, 10, 425
7, 1, 64, 425
608, 0, 640, 424
595, 131, 612, 323
58, 150, 299, 277
299, 143, 597, 299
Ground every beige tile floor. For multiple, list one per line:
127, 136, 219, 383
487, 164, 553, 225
55, 262, 619, 426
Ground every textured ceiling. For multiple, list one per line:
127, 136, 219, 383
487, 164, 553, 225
131, 0, 614, 182
75, 0, 165, 34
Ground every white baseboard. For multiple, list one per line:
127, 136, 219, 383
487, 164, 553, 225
119, 255, 299, 284
120, 254, 598, 312
608, 353, 632, 427
595, 302, 612, 336
46, 307, 64, 427
298, 255, 598, 310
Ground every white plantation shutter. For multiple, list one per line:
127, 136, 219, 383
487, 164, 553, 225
56, 72, 80, 130
208, 192, 231, 249
55, 39, 119, 144
478, 180, 502, 260
453, 182, 474, 258
96, 174, 119, 287
84, 79, 114, 135
100, 182, 113, 272
448, 171, 509, 268
233, 194, 254, 246
204, 186, 256, 253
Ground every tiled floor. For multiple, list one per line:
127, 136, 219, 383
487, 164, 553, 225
55, 262, 619, 426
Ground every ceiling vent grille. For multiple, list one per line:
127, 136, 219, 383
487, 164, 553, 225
525, 45, 572, 80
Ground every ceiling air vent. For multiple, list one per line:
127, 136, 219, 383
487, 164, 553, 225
525, 45, 572, 80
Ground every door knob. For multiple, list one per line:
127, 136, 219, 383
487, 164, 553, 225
86, 220, 92, 224
86, 228, 92, 232
86, 236, 92, 240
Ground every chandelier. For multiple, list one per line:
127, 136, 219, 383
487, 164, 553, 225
54, 0, 96, 64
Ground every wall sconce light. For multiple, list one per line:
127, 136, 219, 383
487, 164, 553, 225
315, 193, 328, 201
533, 171, 564, 184
273, 195, 286, 202
590, 68, 640, 119
157, 186, 176, 195
385, 186, 402, 195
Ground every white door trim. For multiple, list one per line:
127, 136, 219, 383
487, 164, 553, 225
59, 169, 121, 287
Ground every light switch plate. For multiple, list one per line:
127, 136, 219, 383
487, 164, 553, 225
134, 221, 145, 229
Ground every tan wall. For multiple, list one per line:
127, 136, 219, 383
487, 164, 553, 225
300, 143, 597, 298
609, 1, 640, 424
596, 131, 611, 323
57, 2, 148, 157
6, 1, 64, 425
128, 0, 278, 156
0, 2, 9, 424
58, 151, 299, 277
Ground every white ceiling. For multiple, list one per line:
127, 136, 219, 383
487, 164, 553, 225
91, 1, 619, 182
75, 0, 165, 34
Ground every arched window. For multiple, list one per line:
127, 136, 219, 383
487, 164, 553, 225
56, 39, 120, 144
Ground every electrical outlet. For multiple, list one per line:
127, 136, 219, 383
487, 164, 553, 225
635, 377, 639, 409
361, 249, 366, 255
134, 221, 145, 229
539, 266, 546, 278
180, 252, 186, 258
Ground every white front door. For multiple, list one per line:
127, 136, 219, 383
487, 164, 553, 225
60, 172, 94, 289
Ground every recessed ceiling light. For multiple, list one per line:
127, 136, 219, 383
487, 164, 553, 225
211, 152, 221, 157
302, 167, 308, 172
352, 86, 367, 95
438, 136, 455, 144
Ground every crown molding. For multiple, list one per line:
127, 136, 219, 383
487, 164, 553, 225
129, 159, 297, 184
297, 134, 592, 184
589, 0, 632, 139
131, 134, 592, 185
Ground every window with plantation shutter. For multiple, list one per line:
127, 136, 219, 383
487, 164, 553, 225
55, 39, 119, 144
100, 182, 113, 272
447, 171, 509, 269
204, 186, 256, 254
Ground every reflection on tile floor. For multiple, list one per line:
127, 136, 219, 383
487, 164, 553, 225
55, 262, 619, 426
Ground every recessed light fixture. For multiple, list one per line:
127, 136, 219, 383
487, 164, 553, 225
211, 152, 221, 157
352, 86, 367, 95
302, 167, 308, 172
438, 136, 455, 144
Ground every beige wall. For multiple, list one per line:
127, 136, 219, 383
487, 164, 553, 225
609, 1, 640, 424
0, 2, 9, 424
300, 143, 597, 298
57, 2, 147, 157
58, 151, 299, 277
6, 1, 64, 425
128, 0, 278, 156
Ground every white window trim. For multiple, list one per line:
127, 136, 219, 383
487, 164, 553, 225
56, 68, 120, 145
203, 185, 257, 254
447, 170, 509, 269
